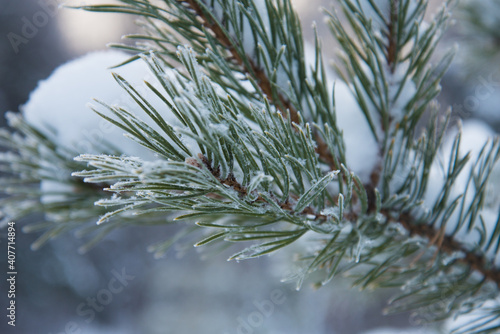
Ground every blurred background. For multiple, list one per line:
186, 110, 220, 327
0, 0, 498, 333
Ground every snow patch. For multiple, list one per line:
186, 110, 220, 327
22, 50, 182, 159
387, 62, 417, 120
21, 50, 202, 202
445, 297, 500, 333
335, 82, 380, 183
358, 0, 391, 31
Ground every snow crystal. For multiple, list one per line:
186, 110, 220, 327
320, 207, 338, 216
208, 123, 229, 134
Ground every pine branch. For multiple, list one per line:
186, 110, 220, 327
78, 0, 500, 298
178, 0, 341, 171
2, 0, 500, 331
194, 134, 500, 294
76, 0, 346, 171
196, 140, 500, 292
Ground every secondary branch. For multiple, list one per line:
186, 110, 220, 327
179, 0, 500, 290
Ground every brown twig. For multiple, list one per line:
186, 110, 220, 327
181, 0, 326, 159
182, 0, 300, 124
394, 211, 500, 290
188, 153, 321, 217
387, 0, 399, 73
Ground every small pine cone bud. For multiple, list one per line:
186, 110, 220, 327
185, 156, 202, 169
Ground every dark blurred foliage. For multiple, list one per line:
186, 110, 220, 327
0, 2, 143, 333
0, 0, 71, 125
